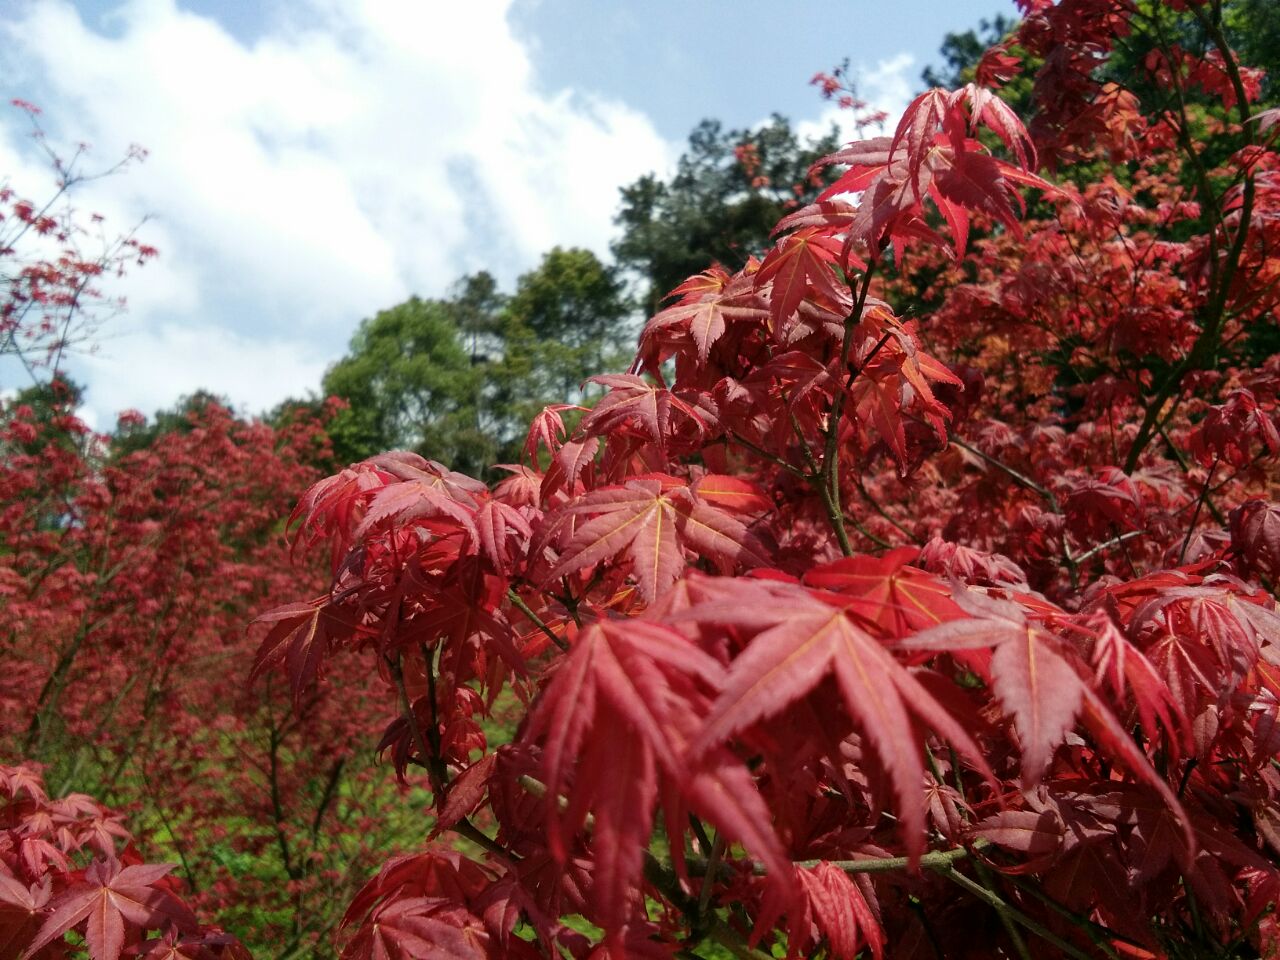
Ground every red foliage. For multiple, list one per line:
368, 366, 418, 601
0, 101, 155, 377
9, 2, 1280, 958
236, 7, 1280, 957
0, 397, 396, 955
0, 764, 247, 960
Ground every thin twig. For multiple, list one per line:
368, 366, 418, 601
1076, 529, 1148, 565
938, 865, 1095, 960
727, 431, 809, 477
507, 588, 568, 652
1179, 459, 1218, 564
948, 436, 1057, 506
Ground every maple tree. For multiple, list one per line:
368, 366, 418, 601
241, 2, 1277, 957
0, 393, 407, 957
0, 99, 155, 382
176, 1, 1277, 956
7, 0, 1280, 957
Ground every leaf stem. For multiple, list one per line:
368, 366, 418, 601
506, 588, 569, 651
388, 651, 507, 857
937, 865, 1095, 960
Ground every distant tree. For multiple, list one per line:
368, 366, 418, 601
920, 15, 1016, 88
613, 115, 841, 313
498, 246, 631, 396
450, 269, 505, 365
1228, 0, 1280, 97
319, 249, 631, 474
3, 377, 85, 445
1, 101, 154, 385
322, 297, 489, 473
111, 388, 231, 456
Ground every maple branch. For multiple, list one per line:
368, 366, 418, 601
703, 925, 774, 960
421, 642, 446, 781
788, 407, 823, 476
973, 858, 1034, 960
1075, 529, 1147, 565
267, 720, 301, 882
138, 760, 201, 893
685, 840, 987, 880
952, 428, 1081, 588
947, 436, 1057, 506
937, 865, 1096, 960
1160, 428, 1230, 527
848, 512, 894, 550
506, 588, 568, 652
388, 651, 443, 795
1003, 874, 1133, 958
388, 651, 506, 858
815, 265, 879, 557
855, 475, 922, 545
1179, 458, 1219, 564
1124, 360, 1192, 476
793, 843, 979, 875
518, 774, 765, 958
697, 833, 725, 917
1114, 8, 1261, 477
309, 758, 346, 841
726, 430, 808, 477
1187, 0, 1258, 137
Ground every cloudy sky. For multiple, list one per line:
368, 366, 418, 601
0, 0, 1006, 428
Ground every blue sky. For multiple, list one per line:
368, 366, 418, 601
0, 0, 1009, 427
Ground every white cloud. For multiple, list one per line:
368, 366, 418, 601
1, 0, 674, 424
80, 322, 330, 423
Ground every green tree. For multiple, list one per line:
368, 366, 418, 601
319, 249, 632, 474
503, 246, 630, 390
1227, 0, 1280, 99
613, 115, 840, 314
1, 377, 88, 463
484, 248, 633, 465
322, 297, 491, 474
450, 270, 505, 365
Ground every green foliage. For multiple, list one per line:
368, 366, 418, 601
322, 296, 491, 473
112, 389, 233, 456
1226, 0, 1280, 98
489, 246, 632, 433
321, 248, 632, 474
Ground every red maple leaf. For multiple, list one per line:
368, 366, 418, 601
684, 578, 995, 863
803, 547, 965, 636
522, 620, 791, 936
542, 479, 772, 604
755, 227, 851, 330
23, 859, 196, 960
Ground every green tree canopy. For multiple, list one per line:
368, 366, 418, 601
501, 246, 631, 391
920, 15, 1016, 89
112, 389, 232, 457
319, 248, 632, 474
322, 297, 491, 473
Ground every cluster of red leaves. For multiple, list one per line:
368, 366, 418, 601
0, 764, 247, 960
244, 9, 1280, 954
8, 1, 1280, 958
0, 398, 401, 955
